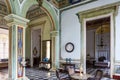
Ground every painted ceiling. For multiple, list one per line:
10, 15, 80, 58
26, 5, 47, 20
0, 0, 97, 21
47, 0, 96, 9
0, 0, 8, 16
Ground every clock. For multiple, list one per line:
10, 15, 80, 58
65, 42, 74, 53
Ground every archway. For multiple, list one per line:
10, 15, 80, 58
23, 1, 59, 79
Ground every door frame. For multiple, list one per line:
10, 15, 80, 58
30, 26, 43, 67
82, 13, 114, 78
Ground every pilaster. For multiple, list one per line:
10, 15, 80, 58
50, 30, 59, 70
4, 14, 29, 80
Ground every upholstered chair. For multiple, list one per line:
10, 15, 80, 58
87, 69, 103, 80
56, 69, 70, 80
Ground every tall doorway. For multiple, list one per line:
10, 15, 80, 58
31, 28, 41, 67
26, 4, 52, 69
0, 28, 9, 79
86, 17, 110, 78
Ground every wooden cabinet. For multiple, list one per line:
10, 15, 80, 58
61, 63, 75, 71
39, 61, 51, 70
0, 62, 8, 68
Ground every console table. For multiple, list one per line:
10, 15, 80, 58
61, 63, 75, 72
0, 62, 8, 68
39, 61, 51, 70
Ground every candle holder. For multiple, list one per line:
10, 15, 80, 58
79, 64, 83, 77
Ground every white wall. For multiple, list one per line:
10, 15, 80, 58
86, 30, 95, 58
61, 11, 80, 59
32, 29, 41, 57
115, 6, 120, 61
61, 0, 120, 60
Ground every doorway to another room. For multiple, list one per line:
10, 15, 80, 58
86, 17, 110, 78
31, 29, 41, 67
0, 28, 9, 80
31, 27, 51, 70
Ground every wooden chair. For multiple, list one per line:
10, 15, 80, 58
56, 69, 70, 80
68, 66, 79, 80
87, 69, 103, 80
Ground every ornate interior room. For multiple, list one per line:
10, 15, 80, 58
0, 0, 120, 80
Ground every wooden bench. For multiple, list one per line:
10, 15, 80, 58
94, 62, 110, 68
0, 61, 8, 68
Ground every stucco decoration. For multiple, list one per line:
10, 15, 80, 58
0, 18, 7, 25
26, 6, 46, 20
0, 2, 8, 15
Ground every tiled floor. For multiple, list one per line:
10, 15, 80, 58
25, 68, 57, 80
0, 68, 8, 80
0, 68, 117, 80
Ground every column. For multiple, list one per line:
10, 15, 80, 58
4, 14, 29, 80
50, 30, 59, 70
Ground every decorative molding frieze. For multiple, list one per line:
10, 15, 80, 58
28, 21, 46, 28
0, 17, 7, 25
27, 7, 47, 20
4, 14, 30, 27
47, 0, 96, 9
0, 3, 8, 15
50, 30, 58, 37
77, 6, 117, 23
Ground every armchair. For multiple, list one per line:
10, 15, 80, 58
56, 69, 70, 80
87, 69, 103, 80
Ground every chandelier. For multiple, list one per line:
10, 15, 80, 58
97, 24, 106, 48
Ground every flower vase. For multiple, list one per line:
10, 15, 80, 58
69, 58, 72, 64
79, 64, 83, 77
66, 58, 69, 63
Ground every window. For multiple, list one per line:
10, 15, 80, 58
0, 28, 9, 59
46, 41, 50, 59
42, 40, 51, 60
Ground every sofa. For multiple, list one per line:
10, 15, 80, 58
94, 56, 110, 68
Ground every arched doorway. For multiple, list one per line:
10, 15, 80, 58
2, 0, 59, 79
23, 1, 59, 79
25, 4, 53, 68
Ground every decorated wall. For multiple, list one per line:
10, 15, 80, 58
61, 0, 120, 61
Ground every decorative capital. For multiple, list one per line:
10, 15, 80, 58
4, 14, 30, 27
50, 30, 59, 37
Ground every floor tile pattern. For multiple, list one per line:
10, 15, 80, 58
0, 68, 115, 80
0, 68, 8, 80
25, 68, 58, 80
